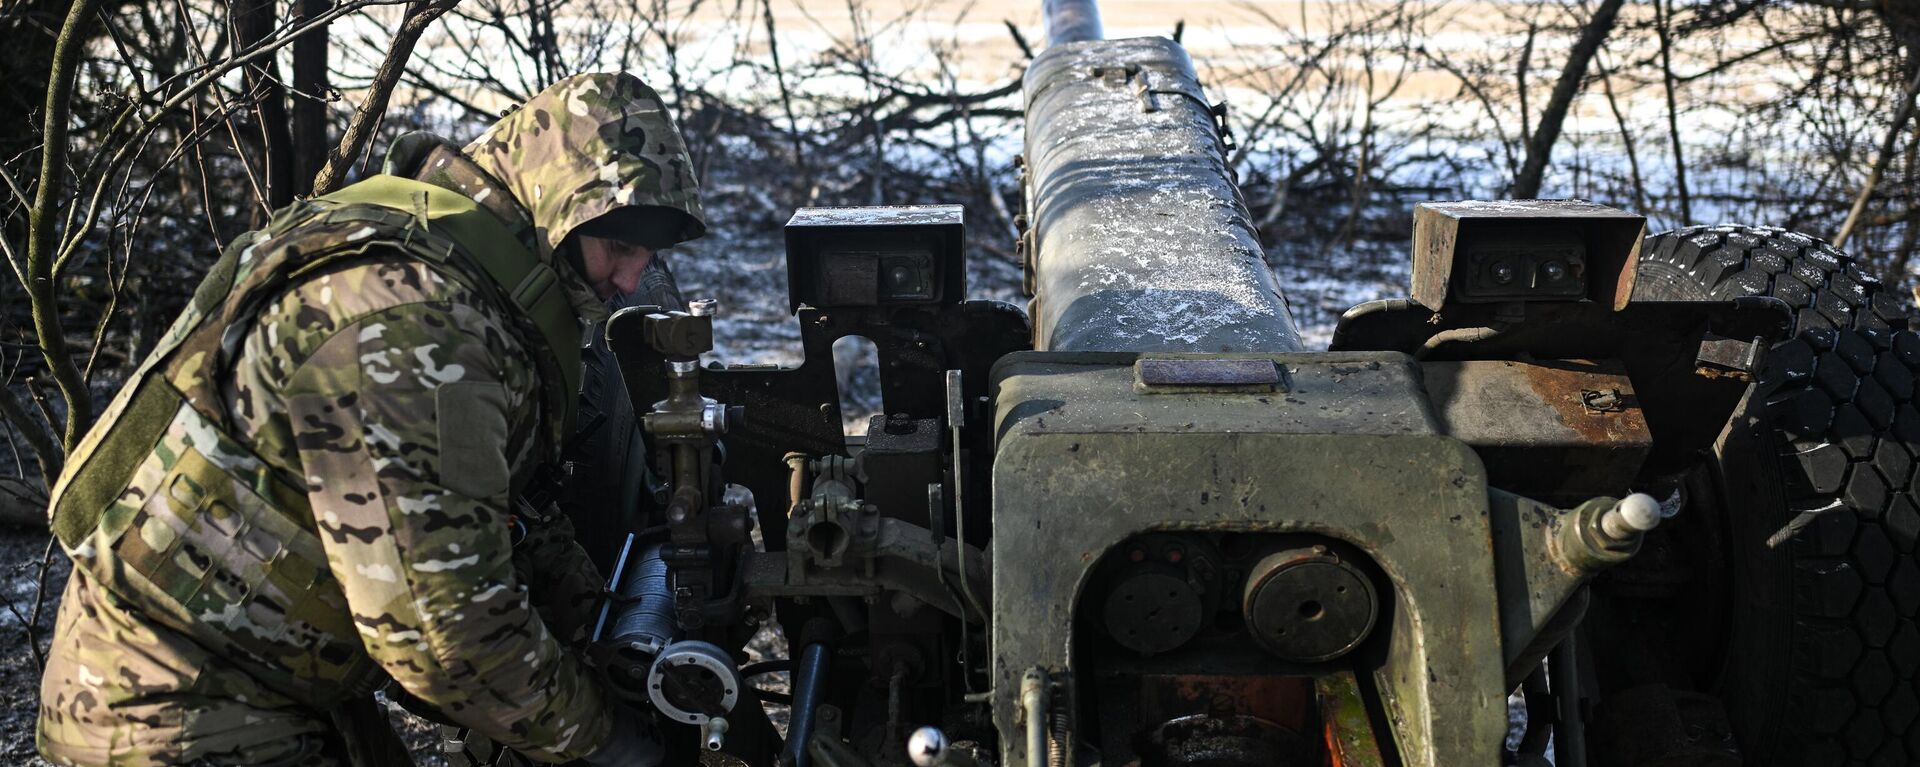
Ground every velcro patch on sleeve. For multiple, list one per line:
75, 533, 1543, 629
435, 381, 511, 502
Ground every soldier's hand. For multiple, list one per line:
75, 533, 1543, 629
511, 505, 607, 643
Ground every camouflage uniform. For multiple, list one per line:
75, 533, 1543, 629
38, 73, 704, 766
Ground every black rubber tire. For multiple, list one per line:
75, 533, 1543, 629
1634, 225, 1920, 765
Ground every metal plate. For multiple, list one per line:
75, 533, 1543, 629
1136, 358, 1284, 391
988, 351, 1504, 767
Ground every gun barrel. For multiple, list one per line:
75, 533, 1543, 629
1042, 0, 1102, 46
1021, 36, 1303, 353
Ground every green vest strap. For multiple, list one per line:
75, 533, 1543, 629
317, 175, 583, 433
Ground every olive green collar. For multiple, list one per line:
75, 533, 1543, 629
383, 132, 608, 324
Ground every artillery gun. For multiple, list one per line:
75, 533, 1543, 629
540, 2, 1917, 765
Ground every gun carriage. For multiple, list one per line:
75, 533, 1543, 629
553, 2, 1896, 765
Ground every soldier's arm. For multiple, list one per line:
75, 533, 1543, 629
284, 296, 614, 763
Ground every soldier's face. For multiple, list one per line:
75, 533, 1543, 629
576, 235, 656, 299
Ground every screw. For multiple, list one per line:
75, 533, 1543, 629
1490, 261, 1516, 284
1540, 261, 1568, 282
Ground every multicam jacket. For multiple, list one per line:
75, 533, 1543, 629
38, 73, 706, 766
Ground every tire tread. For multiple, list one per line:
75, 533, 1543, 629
1636, 225, 1920, 766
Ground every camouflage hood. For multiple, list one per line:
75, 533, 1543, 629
462, 71, 707, 268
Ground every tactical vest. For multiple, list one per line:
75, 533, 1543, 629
46, 175, 582, 708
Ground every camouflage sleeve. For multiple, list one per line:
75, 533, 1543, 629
515, 511, 607, 644
283, 298, 612, 763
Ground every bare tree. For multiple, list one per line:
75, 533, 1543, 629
1514, 0, 1629, 198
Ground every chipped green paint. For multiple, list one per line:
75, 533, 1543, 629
1318, 670, 1387, 767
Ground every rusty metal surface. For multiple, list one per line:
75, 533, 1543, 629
1022, 37, 1302, 353
1142, 715, 1311, 767
1422, 359, 1651, 502
1693, 333, 1765, 381
1330, 297, 1792, 477
1318, 671, 1388, 767
988, 351, 1505, 767
1138, 675, 1315, 734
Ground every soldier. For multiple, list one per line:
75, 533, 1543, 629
35, 72, 699, 766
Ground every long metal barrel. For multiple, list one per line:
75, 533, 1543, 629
1042, 0, 1102, 45
1022, 27, 1303, 352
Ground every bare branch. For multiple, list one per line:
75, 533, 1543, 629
24, 0, 106, 454
313, 0, 461, 194
0, 386, 59, 494
1515, 0, 1628, 199
1836, 67, 1920, 248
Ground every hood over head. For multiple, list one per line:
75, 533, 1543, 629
462, 72, 707, 262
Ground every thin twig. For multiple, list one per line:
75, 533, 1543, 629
49, 0, 405, 284
1836, 67, 1920, 248
312, 0, 461, 194
0, 586, 40, 669
0, 388, 58, 491
30, 534, 56, 630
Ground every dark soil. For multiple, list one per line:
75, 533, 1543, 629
0, 523, 65, 764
